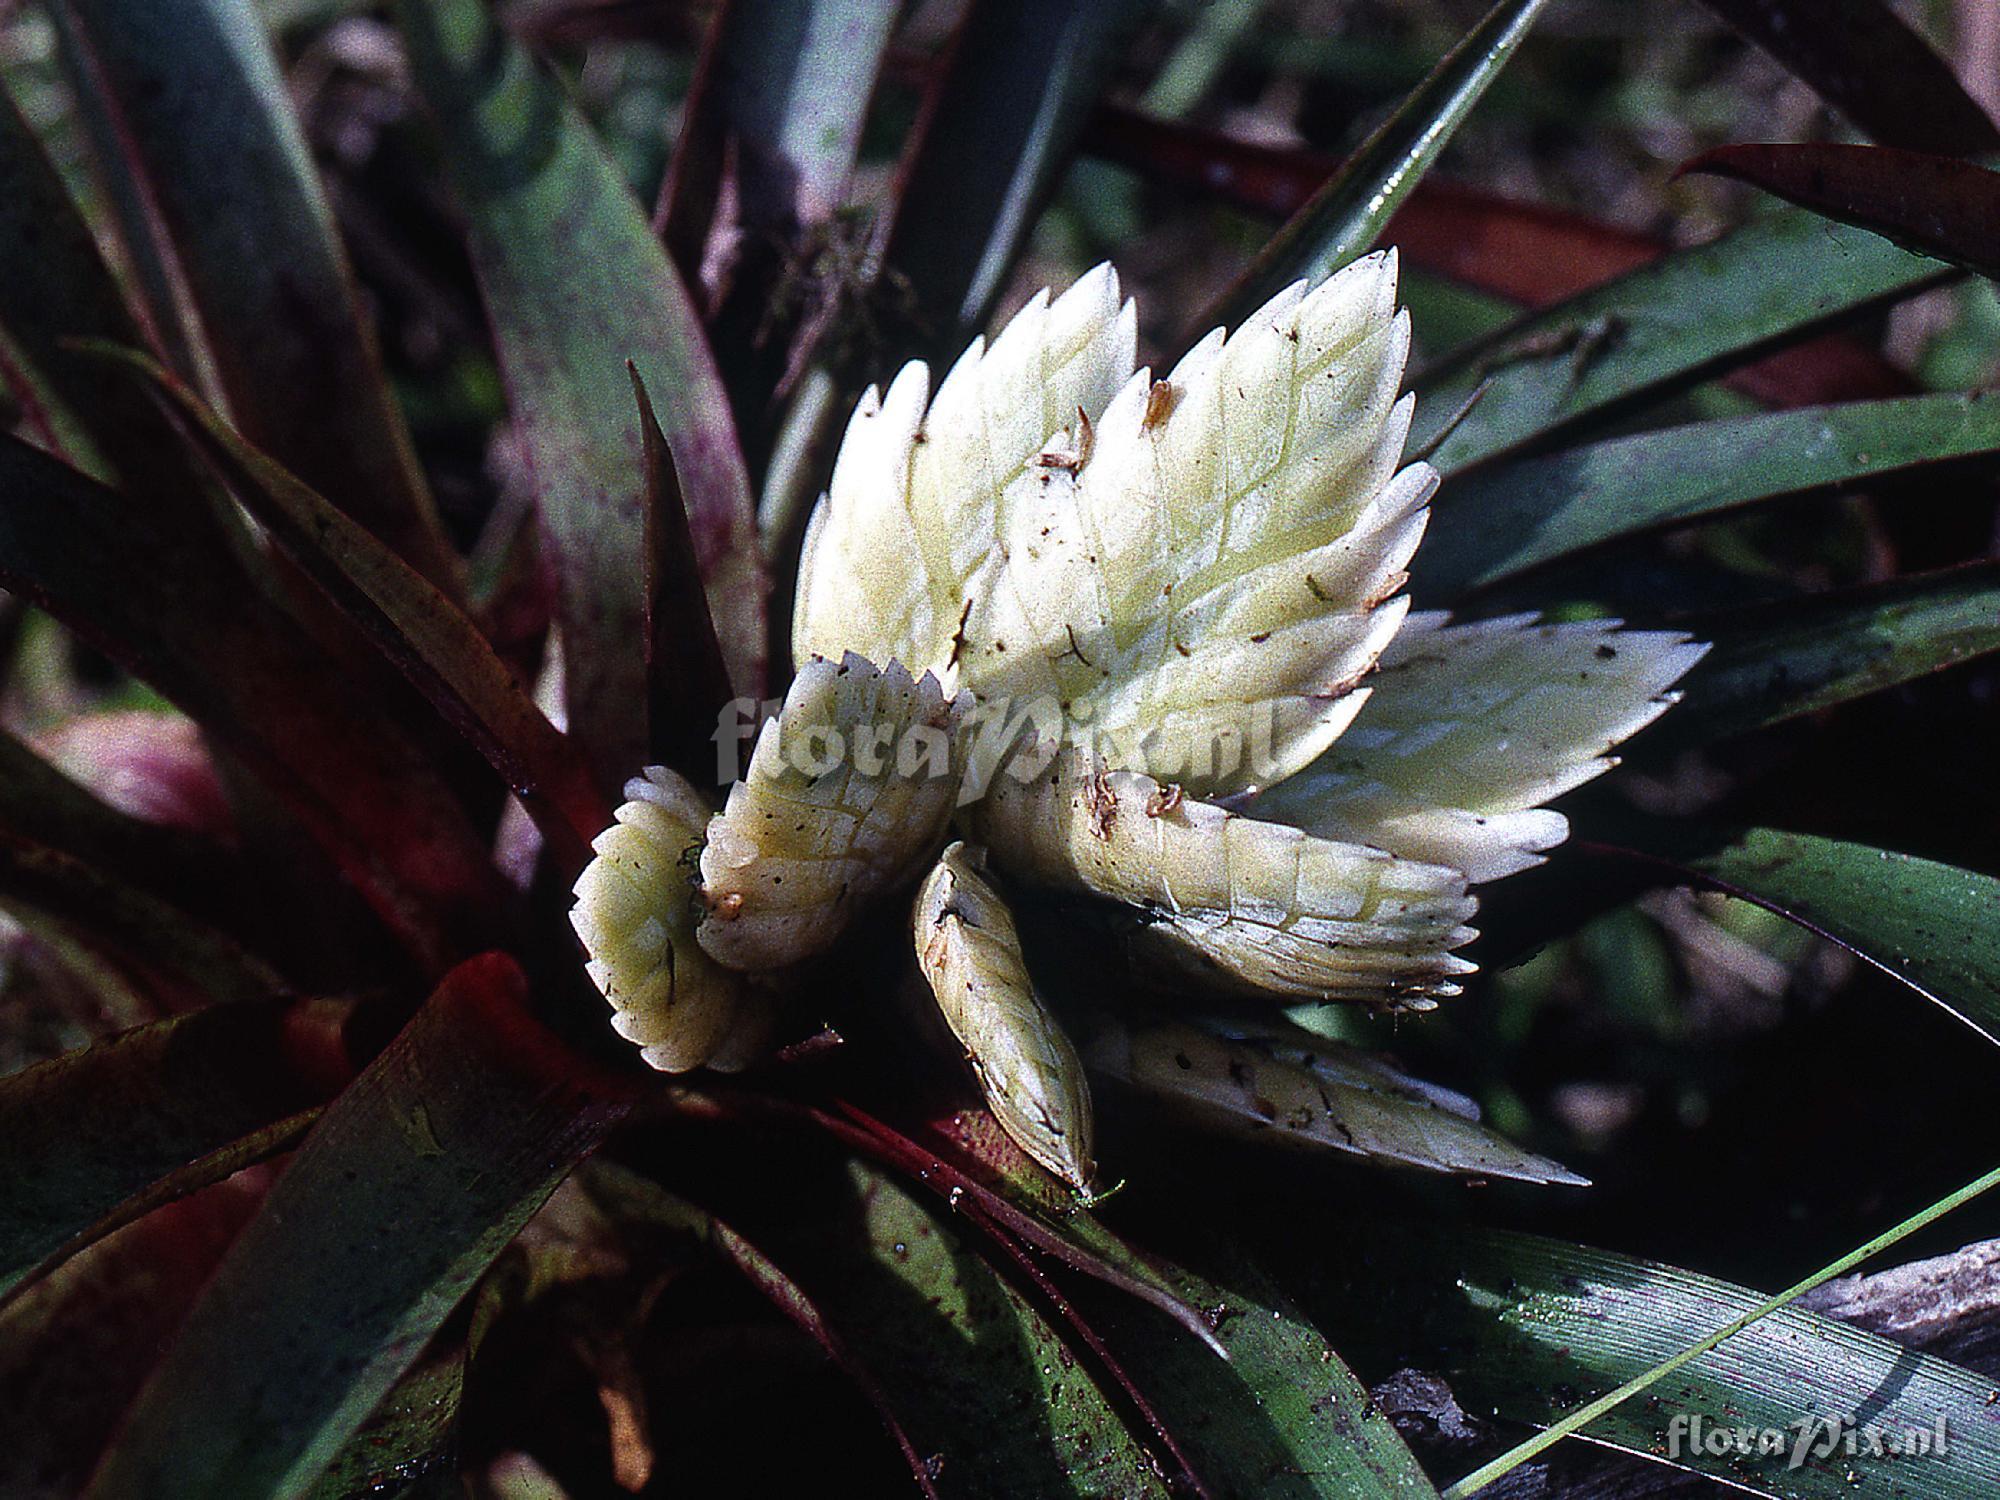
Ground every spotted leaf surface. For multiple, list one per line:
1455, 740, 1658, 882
1086, 1016, 1586, 1184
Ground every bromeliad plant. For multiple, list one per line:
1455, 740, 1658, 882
572, 250, 1702, 1194
9, 0, 2000, 1496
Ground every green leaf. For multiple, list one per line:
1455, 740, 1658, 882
882, 0, 1154, 360
1695, 0, 2000, 155
399, 0, 764, 791
0, 435, 505, 971
1683, 829, 2000, 1049
1408, 209, 1951, 473
84, 953, 634, 1500
1418, 393, 2000, 596
1652, 562, 2000, 751
845, 1102, 1230, 1359
54, 0, 462, 593
117, 350, 610, 866
1305, 1221, 2000, 1499
576, 1161, 941, 1496
1196, 0, 1551, 338
0, 996, 348, 1298
763, 1155, 1173, 1499
1684, 144, 2000, 282
1095, 1240, 1441, 1499
301, 1333, 466, 1500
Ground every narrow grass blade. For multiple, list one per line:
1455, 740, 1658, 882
1444, 1163, 2000, 1495
1195, 0, 1551, 338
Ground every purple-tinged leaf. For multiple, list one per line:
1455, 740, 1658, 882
53, 0, 464, 594
1697, 0, 2000, 155
1683, 143, 2000, 282
85, 953, 636, 1499
116, 350, 610, 867
400, 0, 766, 796
0, 435, 507, 972
0, 996, 361, 1299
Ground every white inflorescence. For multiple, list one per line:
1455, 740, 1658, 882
570, 251, 1703, 1182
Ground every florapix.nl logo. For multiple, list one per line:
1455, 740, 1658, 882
1665, 1412, 1949, 1471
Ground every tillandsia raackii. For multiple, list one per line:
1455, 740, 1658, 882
570, 251, 1707, 1196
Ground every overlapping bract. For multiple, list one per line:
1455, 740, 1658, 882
968, 748, 1475, 1006
699, 653, 969, 970
797, 253, 1429, 799
569, 767, 767, 1073
914, 843, 1097, 1193
1254, 612, 1708, 881
571, 251, 1702, 1189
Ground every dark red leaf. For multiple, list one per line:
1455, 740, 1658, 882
1683, 142, 2000, 281
633, 366, 737, 788
0, 435, 507, 972
1697, 0, 2000, 155
117, 351, 610, 867
1081, 105, 1914, 408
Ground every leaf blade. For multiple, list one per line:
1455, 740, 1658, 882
1409, 209, 1951, 474
83, 953, 634, 1500
1684, 144, 2000, 281
1418, 393, 2000, 596
400, 0, 765, 790
1195, 0, 1552, 338
54, 0, 462, 592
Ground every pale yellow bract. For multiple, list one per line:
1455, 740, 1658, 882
568, 251, 1703, 1192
